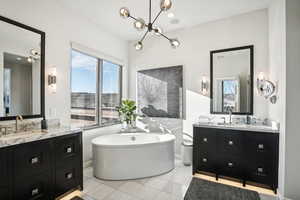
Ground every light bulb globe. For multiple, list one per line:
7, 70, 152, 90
134, 42, 143, 51
133, 18, 146, 31
120, 7, 130, 18
160, 0, 172, 11
170, 38, 180, 48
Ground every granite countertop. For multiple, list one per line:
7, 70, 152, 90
193, 123, 279, 133
0, 127, 82, 148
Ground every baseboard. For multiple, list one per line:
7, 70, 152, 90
277, 191, 293, 200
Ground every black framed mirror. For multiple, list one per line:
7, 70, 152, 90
210, 45, 254, 115
0, 15, 45, 120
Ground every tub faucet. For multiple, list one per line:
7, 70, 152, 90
15, 115, 23, 133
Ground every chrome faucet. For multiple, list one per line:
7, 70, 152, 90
0, 126, 9, 136
228, 107, 233, 125
15, 115, 23, 133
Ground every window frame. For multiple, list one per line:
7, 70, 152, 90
70, 49, 123, 129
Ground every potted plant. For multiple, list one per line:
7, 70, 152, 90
117, 99, 137, 130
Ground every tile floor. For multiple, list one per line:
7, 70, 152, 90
81, 160, 278, 200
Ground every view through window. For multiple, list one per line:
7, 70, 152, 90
101, 61, 122, 125
71, 49, 122, 128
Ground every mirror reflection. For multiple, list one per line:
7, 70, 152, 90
211, 46, 253, 114
0, 20, 41, 117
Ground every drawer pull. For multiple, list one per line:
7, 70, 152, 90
66, 172, 73, 179
31, 188, 39, 196
228, 141, 234, 146
202, 158, 207, 162
31, 157, 39, 164
258, 167, 264, 173
258, 144, 264, 149
203, 138, 208, 142
66, 146, 73, 153
228, 162, 234, 167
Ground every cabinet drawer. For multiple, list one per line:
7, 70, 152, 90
218, 156, 243, 179
245, 133, 276, 158
14, 140, 52, 176
217, 130, 243, 156
195, 128, 216, 154
0, 150, 8, 186
55, 161, 81, 197
245, 158, 273, 185
198, 153, 216, 173
55, 134, 81, 166
14, 172, 52, 200
0, 187, 9, 199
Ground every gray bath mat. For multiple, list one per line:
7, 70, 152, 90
184, 178, 260, 200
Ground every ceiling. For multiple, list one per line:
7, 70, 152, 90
4, 53, 31, 67
59, 0, 272, 41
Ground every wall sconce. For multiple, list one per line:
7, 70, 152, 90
201, 77, 209, 95
27, 49, 41, 63
48, 67, 57, 93
257, 72, 277, 104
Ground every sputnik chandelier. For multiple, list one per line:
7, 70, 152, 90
119, 0, 180, 51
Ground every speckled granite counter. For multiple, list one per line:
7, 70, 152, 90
193, 123, 279, 133
0, 127, 82, 148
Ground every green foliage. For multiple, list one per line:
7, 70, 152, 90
117, 99, 137, 125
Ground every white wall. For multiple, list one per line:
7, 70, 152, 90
285, 0, 300, 199
129, 9, 270, 136
268, 0, 286, 198
0, 0, 129, 124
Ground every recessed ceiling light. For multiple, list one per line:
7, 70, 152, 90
168, 12, 175, 18
16, 57, 22, 61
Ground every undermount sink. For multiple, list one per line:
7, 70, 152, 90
0, 130, 47, 145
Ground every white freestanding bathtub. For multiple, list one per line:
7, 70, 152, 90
92, 133, 175, 180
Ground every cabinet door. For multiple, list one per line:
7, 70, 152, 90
245, 156, 274, 185
0, 187, 9, 199
196, 127, 217, 154
0, 149, 8, 186
14, 140, 52, 177
218, 155, 243, 179
217, 129, 243, 156
54, 134, 81, 167
198, 152, 217, 173
193, 127, 217, 174
245, 132, 279, 187
245, 132, 276, 159
55, 160, 81, 198
14, 172, 52, 200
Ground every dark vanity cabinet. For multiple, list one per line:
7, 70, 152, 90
0, 131, 83, 200
193, 126, 279, 193
0, 149, 11, 199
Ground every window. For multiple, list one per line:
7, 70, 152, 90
71, 49, 122, 128
101, 61, 122, 125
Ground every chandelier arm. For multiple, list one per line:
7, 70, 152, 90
152, 10, 163, 25
149, 0, 152, 23
140, 30, 150, 42
157, 32, 171, 41
129, 15, 138, 21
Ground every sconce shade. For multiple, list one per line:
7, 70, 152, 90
201, 77, 209, 95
